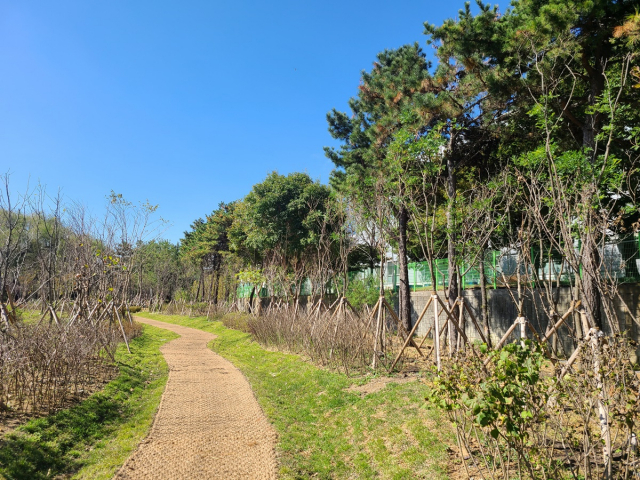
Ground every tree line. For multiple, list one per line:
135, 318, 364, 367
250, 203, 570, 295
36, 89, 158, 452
2, 0, 639, 340
178, 0, 640, 337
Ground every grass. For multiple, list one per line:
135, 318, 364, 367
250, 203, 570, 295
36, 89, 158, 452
0, 324, 178, 480
137, 312, 453, 479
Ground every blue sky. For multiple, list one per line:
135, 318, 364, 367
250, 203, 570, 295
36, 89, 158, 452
1, 1, 500, 242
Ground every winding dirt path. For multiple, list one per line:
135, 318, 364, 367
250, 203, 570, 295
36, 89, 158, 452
114, 317, 277, 480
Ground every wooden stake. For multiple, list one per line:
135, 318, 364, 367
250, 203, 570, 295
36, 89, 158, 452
381, 298, 424, 357
329, 298, 346, 360
362, 297, 381, 340
390, 296, 433, 371
483, 320, 520, 367
493, 320, 519, 350
542, 301, 580, 344
456, 298, 465, 352
434, 294, 441, 371
47, 303, 61, 327
4, 286, 17, 323
461, 298, 489, 345
126, 305, 134, 326
417, 324, 433, 349
557, 341, 585, 380
113, 305, 131, 354
588, 327, 611, 479
372, 297, 383, 368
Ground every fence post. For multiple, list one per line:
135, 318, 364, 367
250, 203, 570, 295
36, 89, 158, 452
394, 264, 398, 291
413, 263, 417, 292
462, 262, 466, 290
637, 234, 640, 280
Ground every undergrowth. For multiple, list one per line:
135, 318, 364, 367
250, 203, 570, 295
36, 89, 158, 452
0, 324, 177, 480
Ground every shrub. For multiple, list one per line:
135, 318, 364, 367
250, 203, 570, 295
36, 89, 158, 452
427, 337, 640, 479
346, 276, 394, 310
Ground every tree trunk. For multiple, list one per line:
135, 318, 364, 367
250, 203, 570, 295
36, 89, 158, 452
248, 286, 255, 313
397, 205, 411, 332
446, 151, 460, 350
582, 234, 603, 328
196, 267, 203, 302
479, 247, 491, 348
213, 269, 220, 305
580, 54, 605, 328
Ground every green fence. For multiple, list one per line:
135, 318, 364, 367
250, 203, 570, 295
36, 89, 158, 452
237, 237, 640, 298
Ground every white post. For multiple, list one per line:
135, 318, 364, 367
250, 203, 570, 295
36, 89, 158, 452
517, 316, 527, 348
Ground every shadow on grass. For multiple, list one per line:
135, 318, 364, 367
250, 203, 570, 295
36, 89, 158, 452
0, 361, 144, 479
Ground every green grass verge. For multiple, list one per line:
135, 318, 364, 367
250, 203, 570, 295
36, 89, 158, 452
0, 324, 178, 480
137, 312, 452, 479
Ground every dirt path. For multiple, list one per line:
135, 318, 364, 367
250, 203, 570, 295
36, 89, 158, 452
114, 317, 277, 479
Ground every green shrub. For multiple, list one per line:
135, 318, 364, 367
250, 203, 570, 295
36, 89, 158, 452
345, 276, 395, 310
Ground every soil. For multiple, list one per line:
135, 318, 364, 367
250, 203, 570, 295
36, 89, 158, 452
345, 375, 418, 396
114, 317, 277, 480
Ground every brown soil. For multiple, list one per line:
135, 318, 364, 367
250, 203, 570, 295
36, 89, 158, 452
346, 375, 418, 396
114, 317, 277, 479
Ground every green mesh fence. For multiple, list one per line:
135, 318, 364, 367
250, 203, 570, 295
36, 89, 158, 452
236, 238, 640, 298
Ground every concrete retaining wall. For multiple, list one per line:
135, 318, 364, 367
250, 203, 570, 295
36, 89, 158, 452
405, 284, 640, 358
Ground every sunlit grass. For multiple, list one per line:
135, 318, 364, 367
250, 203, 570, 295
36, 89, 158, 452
138, 312, 452, 479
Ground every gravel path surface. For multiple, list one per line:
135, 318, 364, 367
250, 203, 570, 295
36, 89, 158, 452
114, 317, 277, 480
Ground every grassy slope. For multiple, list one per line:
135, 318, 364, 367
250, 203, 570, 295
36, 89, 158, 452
137, 313, 452, 480
0, 324, 178, 480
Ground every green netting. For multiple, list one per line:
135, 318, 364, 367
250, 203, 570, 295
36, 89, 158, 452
236, 238, 640, 298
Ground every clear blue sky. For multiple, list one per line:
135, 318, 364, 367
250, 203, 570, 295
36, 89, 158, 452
1, 0, 500, 242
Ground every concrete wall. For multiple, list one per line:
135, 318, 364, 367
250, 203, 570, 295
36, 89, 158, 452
406, 284, 640, 358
